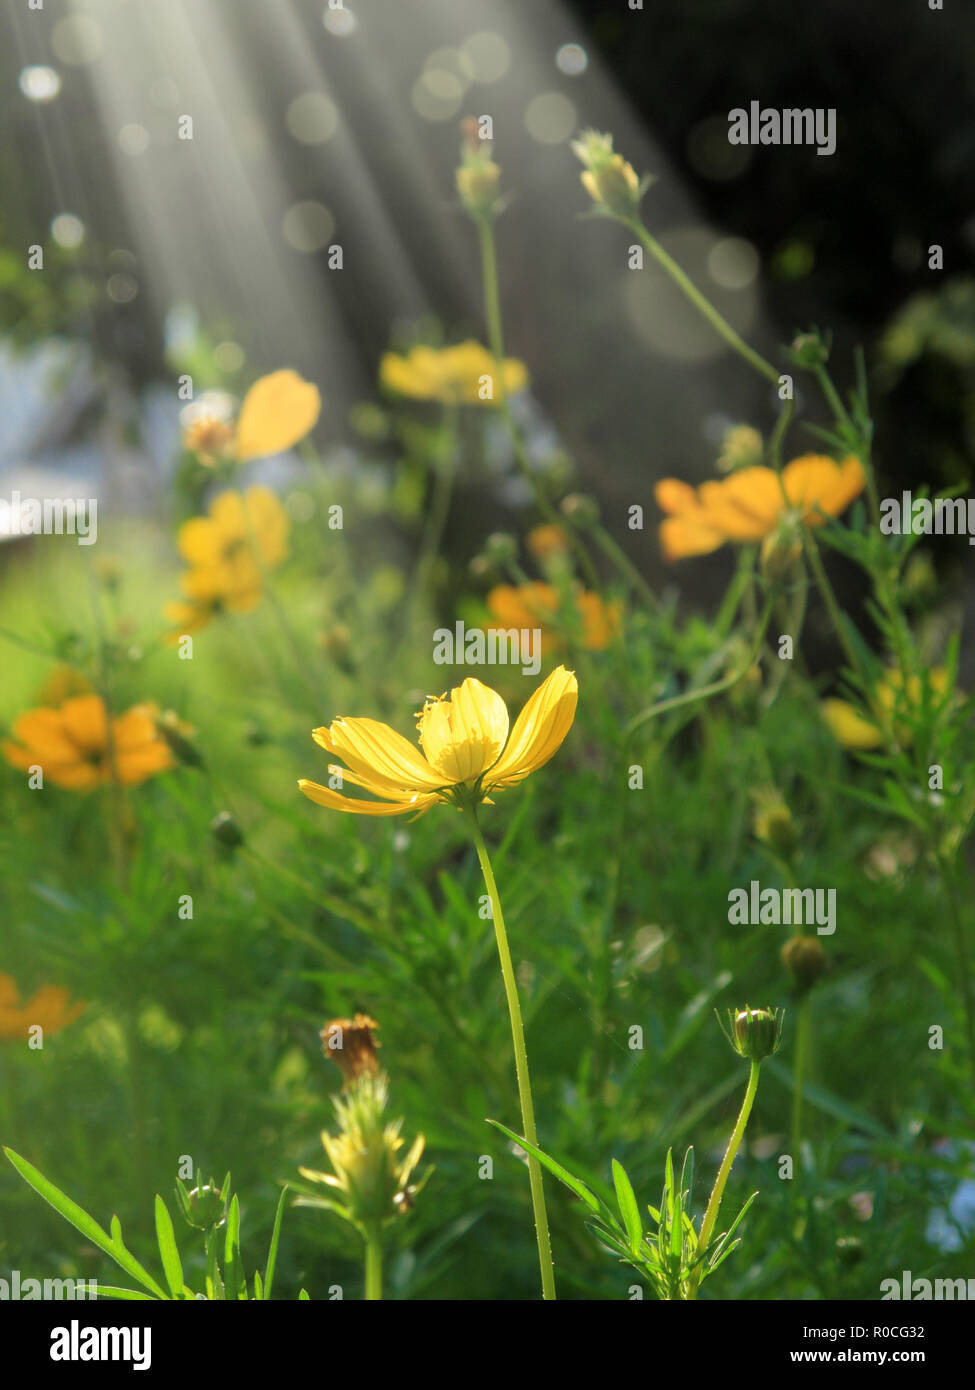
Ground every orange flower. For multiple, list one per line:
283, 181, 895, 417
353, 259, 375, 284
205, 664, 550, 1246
655, 454, 865, 562
3, 695, 173, 790
486, 583, 621, 652
526, 524, 570, 561
0, 972, 85, 1041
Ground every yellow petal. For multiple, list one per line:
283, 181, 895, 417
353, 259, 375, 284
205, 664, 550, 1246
783, 453, 866, 523
821, 698, 883, 750
485, 666, 577, 789
699, 468, 784, 540
235, 370, 321, 462
659, 515, 725, 561
416, 678, 510, 783
298, 779, 437, 817
317, 717, 446, 793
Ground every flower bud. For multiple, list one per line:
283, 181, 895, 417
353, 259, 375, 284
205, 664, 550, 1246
716, 424, 763, 474
484, 531, 518, 564
321, 1013, 381, 1087
560, 492, 600, 529
210, 811, 244, 850
789, 331, 830, 369
570, 130, 651, 221
752, 787, 798, 860
781, 935, 827, 995
175, 1175, 228, 1231
719, 1005, 784, 1063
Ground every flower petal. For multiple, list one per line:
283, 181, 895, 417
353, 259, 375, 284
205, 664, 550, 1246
417, 678, 509, 783
298, 779, 437, 816
821, 698, 883, 750
485, 666, 577, 789
235, 370, 321, 462
783, 453, 866, 523
316, 718, 446, 792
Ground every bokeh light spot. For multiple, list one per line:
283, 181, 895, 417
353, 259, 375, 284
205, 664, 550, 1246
286, 92, 339, 145
118, 123, 151, 157
282, 201, 335, 253
19, 66, 61, 102
323, 6, 357, 36
51, 214, 85, 249
459, 31, 511, 83
524, 92, 576, 145
708, 237, 760, 291
555, 43, 588, 76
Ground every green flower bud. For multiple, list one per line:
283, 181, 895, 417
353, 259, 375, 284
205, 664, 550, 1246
719, 1005, 784, 1063
560, 492, 600, 529
484, 531, 518, 564
781, 935, 827, 995
210, 811, 244, 850
175, 1175, 228, 1231
789, 331, 830, 369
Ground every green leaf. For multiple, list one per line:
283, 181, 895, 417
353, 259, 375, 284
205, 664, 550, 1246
263, 1185, 288, 1300
4, 1149, 168, 1300
765, 1062, 890, 1139
611, 1159, 643, 1256
154, 1195, 183, 1298
95, 1285, 156, 1301
224, 1194, 244, 1299
298, 1288, 310, 1300
486, 1119, 612, 1222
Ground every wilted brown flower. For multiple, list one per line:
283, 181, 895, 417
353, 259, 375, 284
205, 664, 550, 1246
321, 1013, 381, 1085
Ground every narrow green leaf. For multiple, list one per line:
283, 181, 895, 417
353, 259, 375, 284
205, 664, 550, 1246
154, 1195, 183, 1298
224, 1194, 243, 1299
298, 1288, 310, 1300
253, 1269, 264, 1301
4, 1149, 167, 1300
263, 1185, 288, 1300
486, 1119, 611, 1222
611, 1159, 644, 1256
95, 1285, 156, 1301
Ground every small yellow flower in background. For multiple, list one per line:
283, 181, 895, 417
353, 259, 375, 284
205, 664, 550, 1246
822, 667, 952, 750
655, 453, 865, 562
299, 666, 577, 817
0, 972, 85, 1041
570, 129, 651, 220
181, 371, 320, 467
379, 341, 528, 406
165, 485, 290, 635
526, 523, 571, 562
456, 116, 504, 221
3, 695, 174, 790
716, 424, 764, 474
487, 583, 621, 652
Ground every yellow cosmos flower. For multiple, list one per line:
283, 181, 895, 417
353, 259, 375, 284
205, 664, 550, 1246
526, 524, 571, 561
0, 972, 85, 1041
299, 666, 577, 817
165, 485, 289, 635
655, 454, 866, 562
379, 341, 528, 405
487, 583, 621, 652
182, 371, 320, 466
3, 695, 173, 790
822, 668, 952, 750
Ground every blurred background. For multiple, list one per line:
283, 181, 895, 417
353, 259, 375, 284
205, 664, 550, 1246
2, 0, 973, 633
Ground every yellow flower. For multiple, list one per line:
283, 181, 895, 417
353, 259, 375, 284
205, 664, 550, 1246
3, 695, 173, 790
181, 371, 320, 467
166, 485, 290, 634
487, 583, 621, 652
822, 667, 952, 750
0, 972, 85, 1041
299, 666, 577, 817
379, 341, 528, 406
655, 454, 866, 562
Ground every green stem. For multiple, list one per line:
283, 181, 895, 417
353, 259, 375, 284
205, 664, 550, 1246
625, 221, 780, 387
625, 596, 773, 739
802, 531, 866, 684
465, 805, 556, 1300
364, 1228, 383, 1301
689, 1060, 761, 1298
933, 851, 975, 1091
790, 995, 811, 1176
